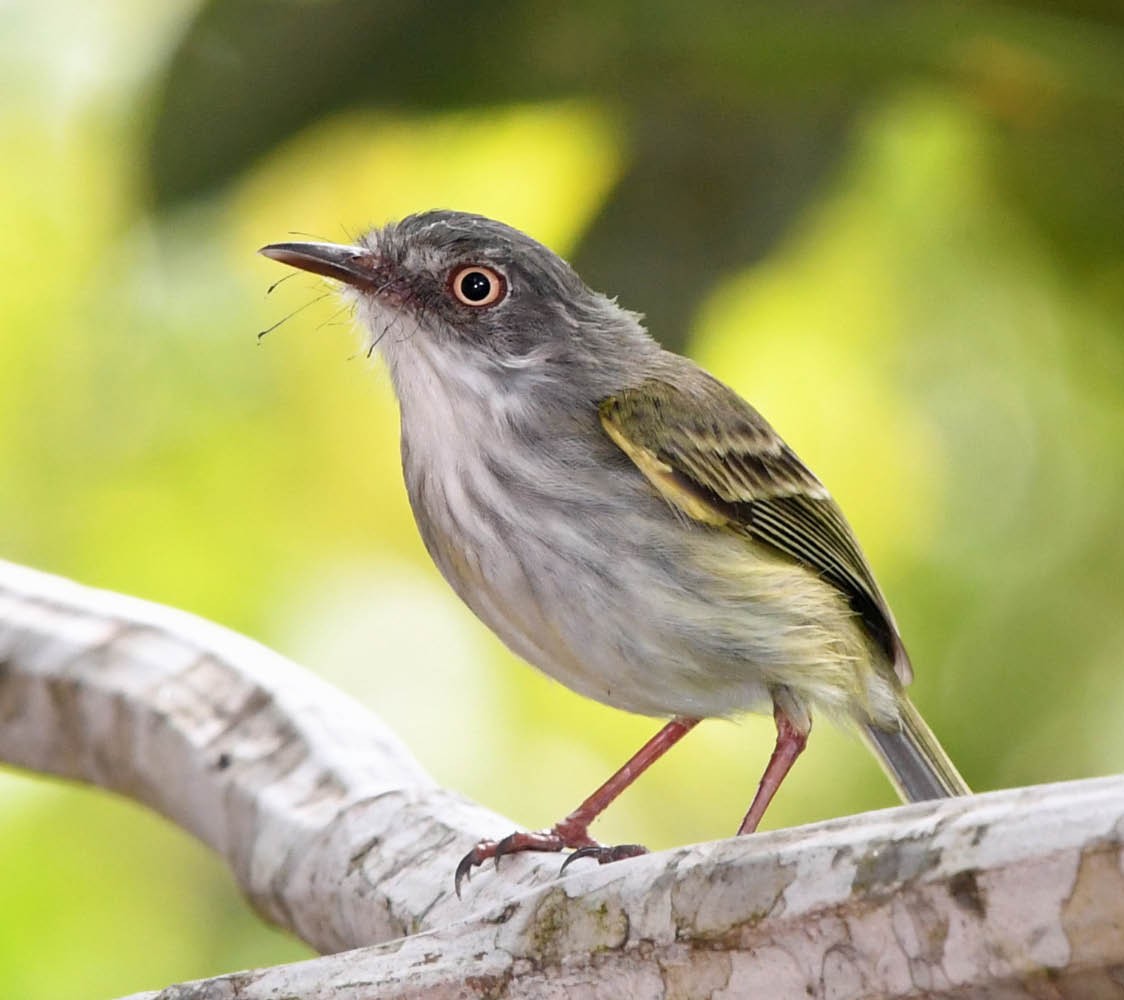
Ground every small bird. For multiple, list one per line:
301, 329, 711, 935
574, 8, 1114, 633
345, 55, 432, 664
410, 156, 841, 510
260, 211, 969, 894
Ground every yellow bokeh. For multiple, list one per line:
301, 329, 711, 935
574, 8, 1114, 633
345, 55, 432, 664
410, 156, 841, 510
232, 101, 624, 259
692, 228, 944, 574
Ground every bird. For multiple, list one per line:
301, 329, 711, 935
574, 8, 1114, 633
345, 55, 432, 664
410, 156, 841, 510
259, 210, 970, 894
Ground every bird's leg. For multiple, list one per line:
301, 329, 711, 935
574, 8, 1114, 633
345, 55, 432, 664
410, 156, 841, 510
737, 688, 812, 835
455, 716, 699, 895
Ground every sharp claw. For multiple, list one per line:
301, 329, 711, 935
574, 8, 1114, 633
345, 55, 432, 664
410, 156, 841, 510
455, 840, 497, 898
559, 845, 602, 874
454, 851, 476, 899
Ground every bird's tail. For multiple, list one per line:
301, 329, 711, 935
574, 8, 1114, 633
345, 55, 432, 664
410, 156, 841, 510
862, 694, 970, 802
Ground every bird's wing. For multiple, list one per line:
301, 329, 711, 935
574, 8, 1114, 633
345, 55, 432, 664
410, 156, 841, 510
599, 373, 911, 682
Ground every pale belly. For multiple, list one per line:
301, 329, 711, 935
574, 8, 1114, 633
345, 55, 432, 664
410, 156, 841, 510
404, 437, 881, 722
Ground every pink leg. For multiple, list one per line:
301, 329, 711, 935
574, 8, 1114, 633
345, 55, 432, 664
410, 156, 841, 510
456, 717, 699, 894
737, 697, 811, 835
554, 716, 699, 841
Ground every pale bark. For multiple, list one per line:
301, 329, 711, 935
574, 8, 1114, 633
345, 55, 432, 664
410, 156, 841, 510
1, 560, 1122, 999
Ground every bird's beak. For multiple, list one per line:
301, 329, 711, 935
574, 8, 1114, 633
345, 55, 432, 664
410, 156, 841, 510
258, 241, 379, 288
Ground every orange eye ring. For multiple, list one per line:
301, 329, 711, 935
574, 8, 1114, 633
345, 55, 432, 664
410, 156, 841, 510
449, 265, 507, 307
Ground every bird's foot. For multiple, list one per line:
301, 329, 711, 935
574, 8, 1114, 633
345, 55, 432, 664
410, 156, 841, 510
455, 824, 583, 897
454, 819, 648, 896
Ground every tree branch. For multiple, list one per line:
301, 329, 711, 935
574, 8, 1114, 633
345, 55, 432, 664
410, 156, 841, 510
2, 560, 1122, 999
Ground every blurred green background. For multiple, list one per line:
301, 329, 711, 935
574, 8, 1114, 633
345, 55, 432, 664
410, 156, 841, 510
2, 1, 1124, 996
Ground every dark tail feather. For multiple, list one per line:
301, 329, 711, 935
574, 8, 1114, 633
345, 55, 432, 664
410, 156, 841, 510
862, 694, 970, 802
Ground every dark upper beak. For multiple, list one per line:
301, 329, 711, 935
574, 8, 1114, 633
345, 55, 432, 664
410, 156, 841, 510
258, 241, 379, 288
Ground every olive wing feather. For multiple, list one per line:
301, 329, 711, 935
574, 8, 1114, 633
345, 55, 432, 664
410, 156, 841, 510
598, 374, 911, 682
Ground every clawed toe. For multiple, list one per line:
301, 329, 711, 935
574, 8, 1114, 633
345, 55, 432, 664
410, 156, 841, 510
454, 828, 574, 897
493, 829, 564, 864
559, 842, 648, 874
454, 841, 494, 898
454, 824, 648, 895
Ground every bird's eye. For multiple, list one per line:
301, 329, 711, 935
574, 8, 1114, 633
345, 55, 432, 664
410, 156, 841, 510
449, 265, 507, 307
